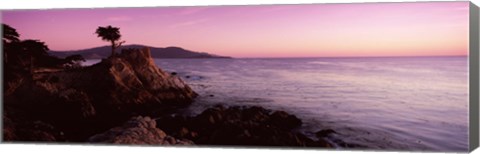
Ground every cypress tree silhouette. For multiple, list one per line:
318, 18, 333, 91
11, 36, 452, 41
3, 24, 21, 64
95, 25, 124, 57
20, 39, 49, 73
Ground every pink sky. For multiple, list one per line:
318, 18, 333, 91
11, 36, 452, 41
2, 2, 469, 58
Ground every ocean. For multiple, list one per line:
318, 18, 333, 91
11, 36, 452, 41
86, 56, 469, 151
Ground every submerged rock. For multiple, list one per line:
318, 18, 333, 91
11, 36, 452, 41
316, 129, 337, 138
4, 47, 197, 142
89, 116, 193, 145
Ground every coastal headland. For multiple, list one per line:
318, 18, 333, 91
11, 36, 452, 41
4, 47, 336, 148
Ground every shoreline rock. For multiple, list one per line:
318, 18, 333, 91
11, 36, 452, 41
155, 105, 333, 148
89, 116, 193, 145
4, 47, 197, 142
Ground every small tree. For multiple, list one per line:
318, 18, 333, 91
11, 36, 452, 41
2, 24, 20, 43
20, 40, 49, 73
95, 25, 124, 57
64, 54, 86, 68
3, 24, 21, 64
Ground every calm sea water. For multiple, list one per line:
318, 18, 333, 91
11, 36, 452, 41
86, 56, 469, 151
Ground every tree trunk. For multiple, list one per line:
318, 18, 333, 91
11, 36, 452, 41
30, 56, 34, 75
111, 40, 116, 57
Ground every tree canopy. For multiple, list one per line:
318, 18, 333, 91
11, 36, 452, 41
3, 24, 86, 73
20, 39, 50, 57
2, 24, 20, 43
95, 25, 123, 57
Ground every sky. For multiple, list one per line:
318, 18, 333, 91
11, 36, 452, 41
1, 2, 470, 58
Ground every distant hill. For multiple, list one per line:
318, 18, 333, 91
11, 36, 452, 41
49, 44, 231, 59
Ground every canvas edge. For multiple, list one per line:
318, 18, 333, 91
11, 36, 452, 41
0, 1, 477, 153
469, 1, 480, 152
0, 10, 4, 143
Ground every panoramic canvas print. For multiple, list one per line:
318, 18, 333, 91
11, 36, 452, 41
1, 1, 472, 152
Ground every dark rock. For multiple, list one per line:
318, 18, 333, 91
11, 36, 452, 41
241, 106, 270, 122
316, 129, 337, 138
16, 121, 63, 142
177, 127, 190, 137
89, 116, 193, 145
170, 72, 177, 76
155, 115, 188, 133
269, 111, 302, 130
3, 115, 16, 141
155, 105, 333, 148
5, 120, 65, 142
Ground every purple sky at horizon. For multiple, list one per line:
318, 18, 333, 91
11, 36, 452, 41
2, 2, 469, 58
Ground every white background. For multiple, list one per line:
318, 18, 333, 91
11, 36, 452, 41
0, 0, 479, 154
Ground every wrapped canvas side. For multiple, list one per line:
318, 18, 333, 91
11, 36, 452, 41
469, 1, 480, 152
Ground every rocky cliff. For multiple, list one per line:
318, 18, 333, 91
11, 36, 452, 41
4, 47, 197, 142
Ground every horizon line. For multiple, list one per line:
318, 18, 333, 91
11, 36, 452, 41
80, 55, 467, 59
217, 54, 469, 59
49, 44, 468, 59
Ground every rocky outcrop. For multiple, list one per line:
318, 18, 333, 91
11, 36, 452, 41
4, 47, 197, 141
3, 111, 65, 142
155, 105, 332, 147
89, 116, 193, 145
3, 47, 339, 147
29, 47, 197, 114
